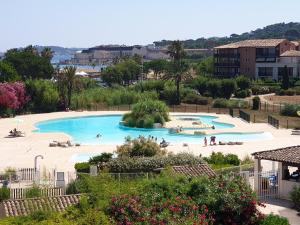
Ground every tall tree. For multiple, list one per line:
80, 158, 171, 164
144, 59, 168, 80
282, 65, 290, 90
41, 47, 54, 61
166, 41, 189, 104
4, 46, 54, 80
64, 66, 77, 109
0, 61, 21, 82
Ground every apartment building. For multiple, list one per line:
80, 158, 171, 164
72, 45, 169, 65
214, 39, 300, 80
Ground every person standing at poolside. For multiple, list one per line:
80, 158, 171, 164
204, 137, 207, 146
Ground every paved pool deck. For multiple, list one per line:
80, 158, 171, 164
0, 111, 300, 172
259, 199, 300, 225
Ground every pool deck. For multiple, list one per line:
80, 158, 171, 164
0, 111, 299, 172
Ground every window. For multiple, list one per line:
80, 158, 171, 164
258, 67, 273, 77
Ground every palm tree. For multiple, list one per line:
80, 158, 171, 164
166, 41, 189, 105
41, 47, 54, 60
63, 66, 77, 109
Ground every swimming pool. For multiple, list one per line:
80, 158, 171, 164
35, 114, 272, 144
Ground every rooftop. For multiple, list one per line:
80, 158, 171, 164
280, 50, 300, 57
215, 39, 286, 49
252, 146, 300, 165
0, 194, 81, 218
172, 164, 216, 177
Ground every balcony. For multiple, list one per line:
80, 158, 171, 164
256, 55, 277, 63
214, 62, 240, 67
214, 53, 240, 58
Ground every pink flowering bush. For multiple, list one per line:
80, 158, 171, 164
109, 194, 213, 225
0, 82, 29, 115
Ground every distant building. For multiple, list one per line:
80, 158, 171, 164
214, 39, 299, 80
72, 45, 170, 65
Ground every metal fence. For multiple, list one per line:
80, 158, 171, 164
239, 170, 279, 200
268, 115, 279, 129
9, 187, 65, 199
239, 110, 251, 123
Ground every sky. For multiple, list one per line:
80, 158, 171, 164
0, 0, 300, 51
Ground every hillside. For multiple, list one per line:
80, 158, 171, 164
35, 46, 85, 64
154, 22, 300, 49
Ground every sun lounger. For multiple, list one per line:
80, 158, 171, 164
160, 142, 170, 148
7, 130, 25, 138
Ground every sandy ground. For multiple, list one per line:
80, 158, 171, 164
263, 94, 300, 105
0, 111, 299, 173
259, 199, 300, 225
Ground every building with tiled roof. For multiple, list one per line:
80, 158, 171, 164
215, 39, 287, 49
280, 50, 300, 57
252, 145, 300, 165
172, 164, 216, 178
252, 146, 300, 199
214, 39, 299, 79
0, 194, 81, 218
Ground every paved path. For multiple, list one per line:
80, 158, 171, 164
259, 199, 300, 225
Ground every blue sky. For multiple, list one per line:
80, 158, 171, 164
0, 0, 299, 51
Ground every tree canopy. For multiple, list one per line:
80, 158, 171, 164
4, 46, 54, 80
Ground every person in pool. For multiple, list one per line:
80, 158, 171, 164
204, 137, 207, 146
96, 133, 102, 138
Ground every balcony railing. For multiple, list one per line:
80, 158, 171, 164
214, 53, 240, 58
214, 62, 240, 67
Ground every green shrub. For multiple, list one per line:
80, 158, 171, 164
203, 152, 240, 166
290, 186, 300, 211
252, 86, 270, 95
236, 75, 251, 89
71, 87, 158, 109
181, 92, 210, 105
123, 100, 169, 128
260, 214, 290, 225
235, 89, 251, 98
213, 98, 248, 108
207, 79, 221, 98
116, 137, 164, 158
143, 115, 155, 128
25, 186, 41, 198
75, 162, 90, 173
281, 104, 300, 117
252, 96, 260, 110
104, 153, 204, 173
162, 81, 182, 105
192, 76, 208, 95
25, 79, 59, 112
66, 180, 81, 195
88, 153, 113, 165
220, 79, 237, 99
0, 188, 10, 201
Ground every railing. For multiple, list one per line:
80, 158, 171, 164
214, 164, 254, 175
9, 187, 65, 199
268, 115, 279, 129
240, 170, 279, 200
239, 110, 251, 123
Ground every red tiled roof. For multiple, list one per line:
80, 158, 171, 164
252, 146, 300, 164
215, 39, 286, 49
0, 194, 81, 218
172, 164, 216, 177
280, 50, 300, 57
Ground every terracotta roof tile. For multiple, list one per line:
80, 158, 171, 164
172, 164, 216, 177
0, 194, 81, 218
215, 39, 286, 49
252, 145, 300, 164
280, 50, 300, 57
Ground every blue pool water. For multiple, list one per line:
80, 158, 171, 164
35, 115, 272, 145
